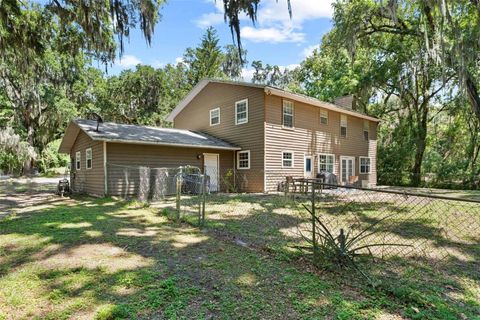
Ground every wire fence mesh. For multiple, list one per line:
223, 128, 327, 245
291, 182, 480, 267
105, 163, 479, 278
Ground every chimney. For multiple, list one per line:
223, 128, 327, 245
334, 95, 356, 110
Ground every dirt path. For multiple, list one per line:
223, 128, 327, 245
0, 177, 62, 218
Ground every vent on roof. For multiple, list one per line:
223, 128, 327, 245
91, 113, 103, 132
334, 95, 356, 110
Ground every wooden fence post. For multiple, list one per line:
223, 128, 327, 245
285, 178, 290, 200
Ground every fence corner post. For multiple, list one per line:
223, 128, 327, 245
175, 173, 181, 220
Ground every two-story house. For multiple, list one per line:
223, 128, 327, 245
59, 79, 379, 196
168, 79, 379, 192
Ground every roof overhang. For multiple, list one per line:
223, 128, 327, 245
58, 120, 241, 154
87, 137, 241, 151
58, 121, 81, 154
264, 87, 381, 123
166, 79, 380, 123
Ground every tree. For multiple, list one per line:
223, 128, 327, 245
0, 0, 165, 64
222, 44, 247, 80
0, 5, 87, 172
182, 27, 226, 86
251, 60, 298, 89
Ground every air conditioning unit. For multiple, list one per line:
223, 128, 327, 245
361, 180, 370, 188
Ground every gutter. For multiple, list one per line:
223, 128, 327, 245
88, 137, 242, 151
264, 87, 381, 123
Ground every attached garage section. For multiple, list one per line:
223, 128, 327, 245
105, 143, 234, 197
59, 119, 239, 197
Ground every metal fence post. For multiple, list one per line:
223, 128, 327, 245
311, 182, 317, 263
202, 171, 207, 225
285, 178, 290, 200
176, 173, 181, 220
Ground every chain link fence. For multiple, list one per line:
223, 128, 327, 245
104, 163, 479, 279
288, 181, 480, 268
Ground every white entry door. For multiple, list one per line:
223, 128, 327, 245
340, 156, 355, 184
304, 155, 313, 178
204, 153, 219, 192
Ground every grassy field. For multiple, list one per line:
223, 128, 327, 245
0, 185, 479, 319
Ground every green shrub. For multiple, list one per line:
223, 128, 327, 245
94, 304, 130, 320
37, 139, 69, 173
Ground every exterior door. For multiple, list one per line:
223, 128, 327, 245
204, 153, 219, 192
340, 156, 355, 184
304, 155, 313, 178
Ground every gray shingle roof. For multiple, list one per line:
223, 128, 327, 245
74, 119, 240, 150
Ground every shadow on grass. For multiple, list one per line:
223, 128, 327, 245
0, 193, 478, 319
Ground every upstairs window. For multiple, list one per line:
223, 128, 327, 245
363, 120, 369, 140
320, 110, 328, 125
282, 100, 294, 128
318, 154, 335, 173
235, 99, 248, 125
237, 150, 250, 169
75, 151, 81, 170
210, 108, 220, 126
86, 148, 92, 169
340, 115, 347, 138
282, 151, 294, 168
360, 157, 371, 174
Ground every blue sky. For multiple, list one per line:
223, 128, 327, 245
107, 0, 334, 79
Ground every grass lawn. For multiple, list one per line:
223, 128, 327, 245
0, 188, 479, 319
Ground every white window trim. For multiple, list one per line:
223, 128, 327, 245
317, 153, 335, 174
340, 115, 348, 138
282, 151, 295, 168
235, 99, 249, 125
75, 151, 81, 171
209, 107, 220, 126
282, 100, 294, 129
359, 156, 371, 174
320, 110, 328, 125
363, 121, 370, 140
237, 150, 250, 170
340, 156, 356, 183
85, 148, 92, 170
304, 155, 313, 177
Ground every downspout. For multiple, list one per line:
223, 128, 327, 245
103, 141, 107, 196
233, 151, 236, 190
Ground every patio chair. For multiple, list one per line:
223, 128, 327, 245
348, 175, 359, 187
285, 176, 298, 193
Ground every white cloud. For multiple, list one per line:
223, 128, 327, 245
241, 68, 255, 82
302, 44, 319, 58
116, 55, 142, 68
196, 12, 224, 28
257, 0, 334, 27
151, 60, 165, 68
241, 63, 300, 82
241, 26, 304, 43
175, 56, 184, 65
199, 0, 333, 44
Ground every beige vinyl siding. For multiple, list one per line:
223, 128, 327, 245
173, 82, 265, 192
70, 130, 105, 196
106, 142, 234, 196
264, 95, 377, 191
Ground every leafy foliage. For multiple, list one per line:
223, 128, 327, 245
0, 127, 36, 174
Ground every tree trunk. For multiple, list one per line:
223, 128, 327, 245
411, 136, 426, 187
411, 104, 429, 187
465, 72, 480, 121
22, 122, 35, 175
